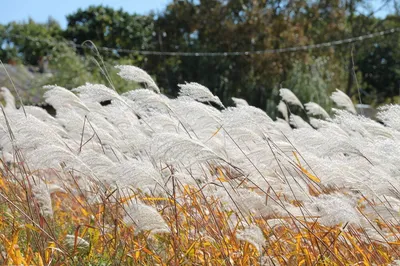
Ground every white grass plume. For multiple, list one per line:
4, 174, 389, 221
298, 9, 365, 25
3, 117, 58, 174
26, 145, 91, 174
213, 186, 274, 217
178, 82, 224, 108
330, 89, 356, 114
122, 89, 170, 116
377, 105, 400, 131
23, 106, 62, 128
304, 102, 330, 119
123, 200, 169, 235
112, 160, 164, 195
277, 101, 288, 121
171, 98, 222, 139
0, 111, 67, 153
232, 97, 249, 107
279, 88, 303, 109
0, 87, 16, 110
44, 85, 89, 112
78, 149, 116, 181
236, 225, 265, 253
309, 117, 327, 128
115, 65, 160, 93
274, 118, 292, 133
65, 235, 89, 251
73, 83, 125, 104
311, 194, 362, 226
142, 114, 180, 134
289, 114, 312, 129
222, 106, 273, 128
12, 113, 67, 150
151, 132, 223, 166
29, 176, 54, 218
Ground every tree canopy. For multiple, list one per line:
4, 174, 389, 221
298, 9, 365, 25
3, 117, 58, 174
1, 1, 399, 114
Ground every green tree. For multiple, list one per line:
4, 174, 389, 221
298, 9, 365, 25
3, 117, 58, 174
0, 18, 62, 66
63, 5, 156, 92
2, 1, 399, 112
65, 5, 155, 57
149, 0, 350, 111
36, 42, 141, 94
356, 15, 400, 104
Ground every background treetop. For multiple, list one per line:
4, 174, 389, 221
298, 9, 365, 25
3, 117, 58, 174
1, 1, 399, 117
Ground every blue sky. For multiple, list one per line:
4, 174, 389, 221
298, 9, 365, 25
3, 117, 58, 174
0, 0, 170, 28
0, 0, 393, 29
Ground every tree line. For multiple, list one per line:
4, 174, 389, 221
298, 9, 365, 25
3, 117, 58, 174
1, 0, 399, 116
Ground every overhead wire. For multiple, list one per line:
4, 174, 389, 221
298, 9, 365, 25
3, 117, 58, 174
3, 27, 400, 57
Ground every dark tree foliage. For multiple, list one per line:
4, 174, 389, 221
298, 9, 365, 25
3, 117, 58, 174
64, 5, 155, 58
1, 1, 399, 113
0, 18, 62, 65
356, 15, 400, 104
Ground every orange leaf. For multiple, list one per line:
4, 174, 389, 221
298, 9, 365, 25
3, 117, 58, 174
293, 151, 321, 183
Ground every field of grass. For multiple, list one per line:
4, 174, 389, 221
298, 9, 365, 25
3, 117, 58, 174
0, 65, 399, 265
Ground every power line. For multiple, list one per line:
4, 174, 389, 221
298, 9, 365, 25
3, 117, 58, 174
4, 27, 400, 57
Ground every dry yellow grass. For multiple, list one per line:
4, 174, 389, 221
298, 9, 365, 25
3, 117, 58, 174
0, 164, 399, 266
